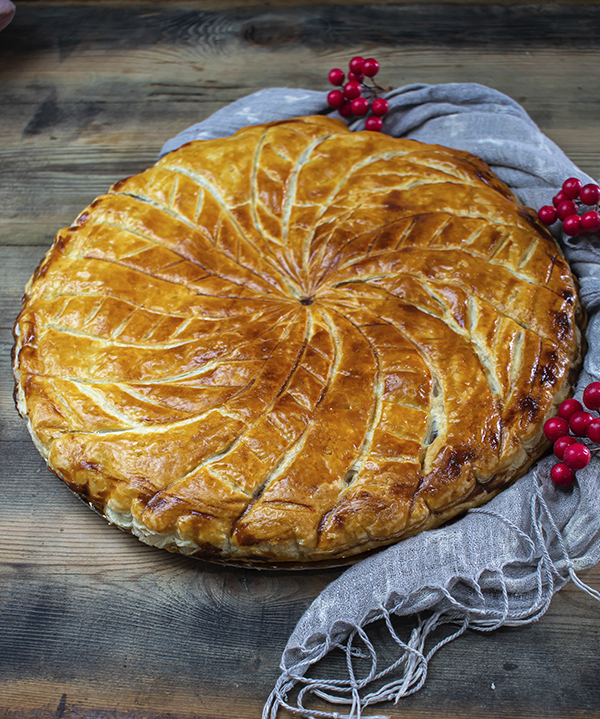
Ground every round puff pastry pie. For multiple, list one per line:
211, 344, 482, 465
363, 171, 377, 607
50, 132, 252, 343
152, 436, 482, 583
13, 116, 583, 566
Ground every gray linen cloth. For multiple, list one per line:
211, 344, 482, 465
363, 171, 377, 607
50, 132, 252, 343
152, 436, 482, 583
161, 83, 600, 719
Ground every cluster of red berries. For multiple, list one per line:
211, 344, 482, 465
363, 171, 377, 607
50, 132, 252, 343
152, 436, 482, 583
543, 382, 600, 486
326, 56, 390, 132
538, 177, 600, 237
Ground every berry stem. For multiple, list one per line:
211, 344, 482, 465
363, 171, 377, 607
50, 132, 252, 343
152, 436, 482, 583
359, 79, 387, 96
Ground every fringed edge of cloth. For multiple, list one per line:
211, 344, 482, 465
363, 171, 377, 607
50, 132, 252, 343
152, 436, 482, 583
262, 469, 600, 719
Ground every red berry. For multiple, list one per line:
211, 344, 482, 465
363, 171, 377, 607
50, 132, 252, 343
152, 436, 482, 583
327, 89, 345, 109
563, 214, 582, 237
537, 206, 557, 225
371, 97, 389, 117
569, 410, 594, 436
351, 97, 369, 116
343, 81, 362, 100
328, 68, 345, 86
580, 183, 600, 206
587, 417, 600, 443
365, 116, 383, 132
338, 100, 353, 118
554, 434, 577, 460
563, 443, 591, 471
349, 56, 365, 73
362, 58, 380, 77
550, 462, 576, 487
581, 210, 600, 233
558, 398, 583, 420
556, 200, 577, 221
553, 191, 567, 207
583, 381, 600, 410
347, 71, 364, 83
543, 416, 569, 442
562, 177, 583, 200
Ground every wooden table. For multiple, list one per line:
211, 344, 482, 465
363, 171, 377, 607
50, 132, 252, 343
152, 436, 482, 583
1, 2, 600, 717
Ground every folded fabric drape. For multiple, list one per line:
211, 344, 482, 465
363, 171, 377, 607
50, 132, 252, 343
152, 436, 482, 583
161, 83, 600, 719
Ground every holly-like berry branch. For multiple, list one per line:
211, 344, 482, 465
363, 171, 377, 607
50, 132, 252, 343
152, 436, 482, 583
538, 178, 600, 485
538, 178, 600, 236
326, 56, 389, 132
544, 382, 600, 486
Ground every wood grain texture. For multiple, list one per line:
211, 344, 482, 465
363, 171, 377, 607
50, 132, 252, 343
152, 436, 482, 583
1, 2, 600, 718
5, 2, 600, 52
2, 5, 600, 248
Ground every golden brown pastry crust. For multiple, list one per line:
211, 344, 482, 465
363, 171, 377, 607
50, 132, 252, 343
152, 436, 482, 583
13, 116, 583, 566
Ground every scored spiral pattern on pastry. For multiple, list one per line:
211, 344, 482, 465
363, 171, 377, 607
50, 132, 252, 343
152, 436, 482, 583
13, 116, 583, 565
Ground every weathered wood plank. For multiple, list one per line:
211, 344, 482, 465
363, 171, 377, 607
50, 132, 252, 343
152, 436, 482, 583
0, 330, 27, 443
2, 50, 599, 147
0, 246, 47, 330
12, 0, 600, 7
2, 48, 600, 248
4, 3, 600, 53
0, 521, 598, 719
1, 5, 600, 247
